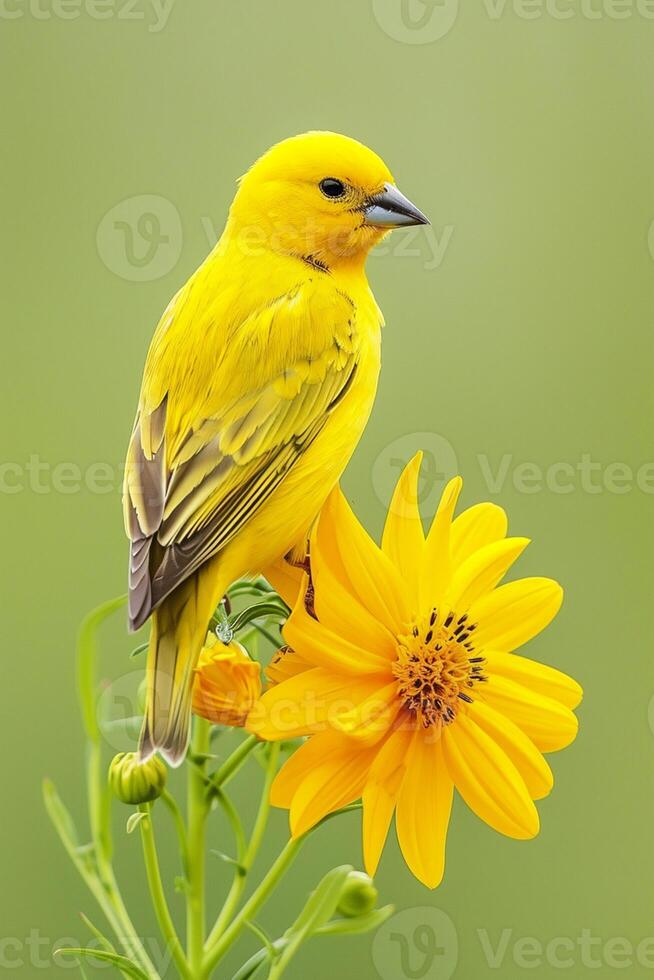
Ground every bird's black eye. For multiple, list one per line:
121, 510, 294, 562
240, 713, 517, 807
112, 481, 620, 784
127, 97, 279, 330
319, 178, 346, 199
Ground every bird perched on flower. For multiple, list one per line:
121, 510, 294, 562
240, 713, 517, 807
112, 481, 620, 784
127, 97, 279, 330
123, 132, 429, 765
247, 455, 582, 889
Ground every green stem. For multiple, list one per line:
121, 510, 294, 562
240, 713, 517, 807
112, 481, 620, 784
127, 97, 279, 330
209, 734, 258, 791
202, 833, 304, 977
205, 743, 280, 950
77, 597, 158, 978
251, 621, 282, 648
138, 805, 189, 979
186, 718, 211, 974
214, 790, 247, 867
160, 790, 189, 874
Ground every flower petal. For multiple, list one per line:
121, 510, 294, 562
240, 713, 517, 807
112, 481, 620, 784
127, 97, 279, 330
316, 488, 411, 632
446, 537, 530, 612
381, 452, 425, 597
265, 647, 312, 686
468, 699, 553, 800
468, 577, 563, 652
289, 736, 377, 837
309, 557, 397, 660
247, 668, 387, 741
479, 674, 579, 752
331, 681, 401, 745
284, 599, 393, 675
271, 731, 345, 808
419, 477, 462, 609
442, 714, 539, 839
395, 729, 453, 889
485, 650, 582, 709
362, 725, 415, 876
263, 558, 306, 609
450, 502, 508, 570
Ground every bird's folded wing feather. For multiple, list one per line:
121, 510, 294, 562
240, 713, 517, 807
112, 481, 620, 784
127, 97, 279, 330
123, 276, 359, 629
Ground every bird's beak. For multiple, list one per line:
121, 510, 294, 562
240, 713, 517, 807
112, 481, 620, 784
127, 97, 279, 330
363, 182, 430, 228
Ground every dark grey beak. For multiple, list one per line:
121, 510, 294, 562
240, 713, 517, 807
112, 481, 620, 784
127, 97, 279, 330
364, 182, 430, 228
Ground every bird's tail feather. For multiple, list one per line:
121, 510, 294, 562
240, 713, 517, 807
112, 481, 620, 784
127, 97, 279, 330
139, 565, 227, 767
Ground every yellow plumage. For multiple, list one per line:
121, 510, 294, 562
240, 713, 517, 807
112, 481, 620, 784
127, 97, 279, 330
123, 131, 428, 765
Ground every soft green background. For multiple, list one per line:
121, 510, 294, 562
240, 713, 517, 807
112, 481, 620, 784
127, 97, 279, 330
2, 1, 652, 977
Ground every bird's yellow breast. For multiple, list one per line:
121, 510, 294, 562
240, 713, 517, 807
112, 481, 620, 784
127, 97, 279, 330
134, 239, 383, 584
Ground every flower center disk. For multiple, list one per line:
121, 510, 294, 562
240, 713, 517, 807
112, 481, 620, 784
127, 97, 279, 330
393, 609, 486, 728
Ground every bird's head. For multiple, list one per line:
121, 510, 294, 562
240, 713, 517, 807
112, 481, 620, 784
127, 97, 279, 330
226, 131, 429, 270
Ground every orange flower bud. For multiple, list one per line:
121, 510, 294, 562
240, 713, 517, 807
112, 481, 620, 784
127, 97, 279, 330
192, 634, 262, 728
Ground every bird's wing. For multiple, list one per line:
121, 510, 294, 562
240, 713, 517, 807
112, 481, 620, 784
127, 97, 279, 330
123, 275, 360, 630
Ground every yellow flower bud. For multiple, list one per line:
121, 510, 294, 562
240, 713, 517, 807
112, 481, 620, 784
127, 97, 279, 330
192, 634, 262, 728
109, 752, 167, 805
337, 871, 379, 918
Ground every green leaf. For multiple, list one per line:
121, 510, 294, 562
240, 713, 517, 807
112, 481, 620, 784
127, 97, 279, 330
42, 779, 80, 851
126, 811, 147, 834
210, 849, 246, 874
315, 905, 395, 937
231, 942, 285, 980
286, 865, 353, 938
229, 598, 289, 635
78, 912, 117, 952
77, 595, 127, 743
129, 642, 148, 659
244, 920, 275, 956
227, 576, 277, 600
55, 948, 149, 979
264, 866, 353, 980
43, 779, 100, 877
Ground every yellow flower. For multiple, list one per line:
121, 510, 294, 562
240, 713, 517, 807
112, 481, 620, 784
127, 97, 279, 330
193, 635, 262, 728
247, 455, 582, 889
266, 645, 313, 687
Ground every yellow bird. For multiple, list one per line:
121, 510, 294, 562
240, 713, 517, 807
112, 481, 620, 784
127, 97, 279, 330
123, 131, 429, 765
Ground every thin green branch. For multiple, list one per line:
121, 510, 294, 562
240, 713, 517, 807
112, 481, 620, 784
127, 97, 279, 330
209, 735, 259, 791
186, 718, 211, 974
202, 835, 305, 977
160, 790, 189, 874
137, 805, 189, 979
205, 743, 280, 950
